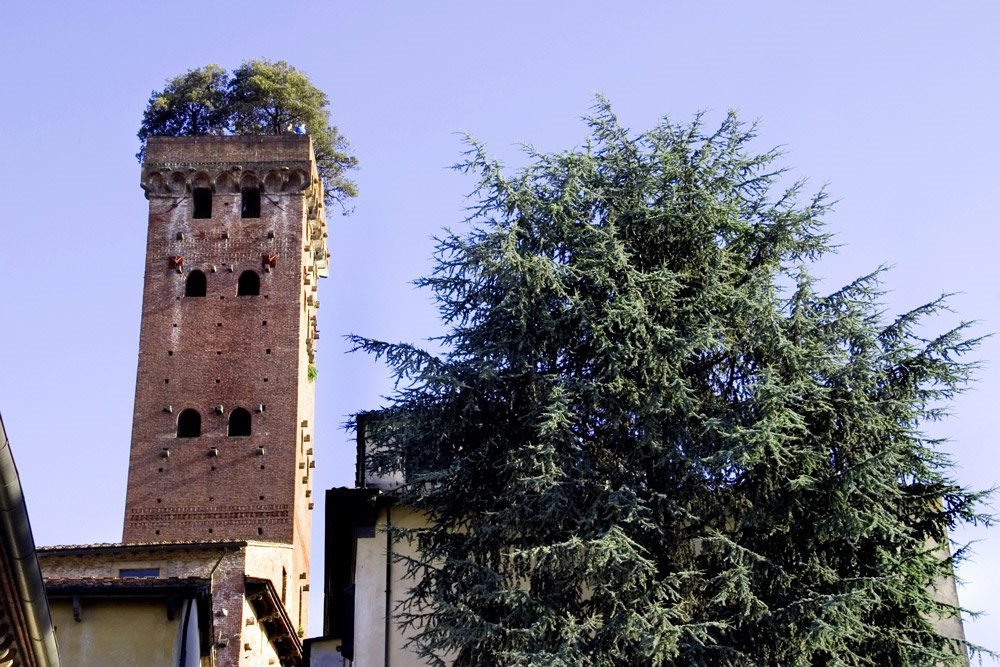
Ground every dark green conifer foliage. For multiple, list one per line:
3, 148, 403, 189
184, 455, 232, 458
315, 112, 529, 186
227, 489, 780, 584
137, 60, 357, 208
352, 101, 987, 666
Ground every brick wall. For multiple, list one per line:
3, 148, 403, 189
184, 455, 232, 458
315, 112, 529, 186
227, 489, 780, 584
121, 136, 325, 629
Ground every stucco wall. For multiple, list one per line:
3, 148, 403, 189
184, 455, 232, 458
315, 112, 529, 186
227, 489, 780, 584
50, 598, 198, 667
351, 506, 431, 667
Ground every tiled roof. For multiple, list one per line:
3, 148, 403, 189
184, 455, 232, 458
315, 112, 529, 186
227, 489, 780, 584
0, 414, 59, 667
36, 540, 252, 557
37, 539, 287, 555
44, 576, 208, 588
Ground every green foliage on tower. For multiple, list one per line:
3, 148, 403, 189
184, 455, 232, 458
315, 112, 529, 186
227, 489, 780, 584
352, 101, 988, 666
137, 60, 357, 208
136, 64, 230, 140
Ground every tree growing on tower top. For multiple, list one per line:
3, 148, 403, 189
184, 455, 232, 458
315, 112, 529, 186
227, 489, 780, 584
352, 100, 989, 666
137, 59, 357, 208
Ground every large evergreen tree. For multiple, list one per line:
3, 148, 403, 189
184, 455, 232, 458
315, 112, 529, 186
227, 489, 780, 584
352, 102, 987, 666
137, 60, 357, 208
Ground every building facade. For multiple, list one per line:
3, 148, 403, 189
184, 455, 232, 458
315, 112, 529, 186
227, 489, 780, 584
40, 135, 329, 667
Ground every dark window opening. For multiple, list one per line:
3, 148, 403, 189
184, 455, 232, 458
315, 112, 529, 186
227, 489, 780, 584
282, 568, 287, 604
192, 187, 212, 218
185, 270, 207, 297
119, 567, 160, 578
177, 409, 201, 438
228, 408, 252, 437
237, 271, 260, 296
241, 187, 261, 218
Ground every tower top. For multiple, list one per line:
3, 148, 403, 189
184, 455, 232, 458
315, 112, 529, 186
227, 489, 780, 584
140, 134, 329, 277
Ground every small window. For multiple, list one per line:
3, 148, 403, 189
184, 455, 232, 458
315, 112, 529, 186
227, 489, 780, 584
185, 270, 207, 297
192, 187, 212, 218
177, 409, 201, 438
119, 568, 159, 578
241, 187, 261, 218
228, 408, 251, 437
237, 271, 260, 296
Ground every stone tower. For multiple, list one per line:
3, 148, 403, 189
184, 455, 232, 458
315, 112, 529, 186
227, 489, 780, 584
122, 135, 326, 628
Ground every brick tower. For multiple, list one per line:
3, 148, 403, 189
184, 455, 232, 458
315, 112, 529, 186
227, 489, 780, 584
122, 135, 326, 630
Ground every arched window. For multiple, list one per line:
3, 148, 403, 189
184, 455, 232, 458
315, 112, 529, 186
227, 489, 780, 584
177, 409, 201, 438
241, 187, 261, 218
237, 271, 260, 296
192, 187, 212, 218
185, 270, 207, 297
228, 408, 252, 437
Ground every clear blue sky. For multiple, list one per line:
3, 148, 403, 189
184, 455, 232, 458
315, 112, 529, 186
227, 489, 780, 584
1, 1, 997, 649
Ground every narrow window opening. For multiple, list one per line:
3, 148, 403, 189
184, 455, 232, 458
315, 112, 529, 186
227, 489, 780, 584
176, 409, 201, 438
119, 568, 159, 578
257, 527, 263, 536
281, 568, 287, 604
241, 187, 261, 218
185, 270, 207, 297
237, 271, 261, 296
192, 187, 212, 218
228, 408, 252, 437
